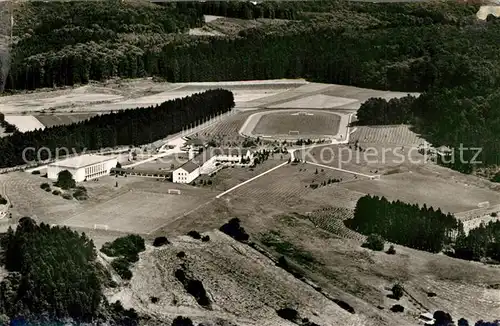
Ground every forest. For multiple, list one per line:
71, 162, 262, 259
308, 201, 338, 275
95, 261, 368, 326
348, 196, 500, 264
347, 195, 463, 253
1, 1, 500, 171
0, 217, 138, 325
0, 89, 234, 167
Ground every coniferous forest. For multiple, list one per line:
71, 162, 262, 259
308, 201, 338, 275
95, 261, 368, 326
0, 218, 138, 324
347, 195, 463, 253
0, 89, 234, 167
1, 0, 499, 172
349, 196, 500, 263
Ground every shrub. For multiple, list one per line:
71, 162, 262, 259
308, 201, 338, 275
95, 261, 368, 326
187, 230, 201, 240
101, 234, 146, 262
150, 296, 159, 304
40, 183, 50, 190
391, 283, 404, 300
220, 218, 249, 242
153, 236, 170, 247
427, 292, 437, 297
111, 257, 133, 280
491, 212, 498, 217
390, 304, 404, 313
276, 308, 299, 322
362, 234, 385, 251
171, 316, 194, 326
0, 196, 7, 205
52, 190, 61, 195
201, 235, 210, 242
62, 194, 72, 200
176, 251, 186, 258
31, 170, 40, 175
44, 187, 51, 192
73, 188, 88, 200
386, 245, 396, 255
433, 311, 453, 326
333, 299, 355, 314
55, 170, 76, 190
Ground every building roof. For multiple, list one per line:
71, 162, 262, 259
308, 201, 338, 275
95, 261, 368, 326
175, 148, 253, 174
49, 154, 116, 169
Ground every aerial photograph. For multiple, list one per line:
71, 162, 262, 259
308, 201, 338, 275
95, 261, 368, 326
0, 0, 499, 325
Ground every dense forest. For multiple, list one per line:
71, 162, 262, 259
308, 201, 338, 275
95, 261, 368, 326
0, 217, 138, 324
1, 1, 500, 171
0, 89, 234, 167
347, 195, 462, 253
348, 196, 500, 263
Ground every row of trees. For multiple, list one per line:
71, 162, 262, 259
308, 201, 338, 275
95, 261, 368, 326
347, 195, 462, 253
0, 89, 234, 167
355, 95, 416, 125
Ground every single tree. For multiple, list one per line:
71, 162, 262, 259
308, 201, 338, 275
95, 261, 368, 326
55, 170, 76, 189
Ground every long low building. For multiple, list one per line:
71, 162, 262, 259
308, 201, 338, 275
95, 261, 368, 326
47, 154, 118, 182
173, 148, 253, 184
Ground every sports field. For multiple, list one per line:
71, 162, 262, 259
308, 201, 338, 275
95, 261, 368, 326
240, 110, 348, 140
61, 190, 204, 234
252, 111, 341, 138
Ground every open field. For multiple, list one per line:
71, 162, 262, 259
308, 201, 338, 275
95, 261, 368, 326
342, 171, 500, 214
35, 113, 96, 127
250, 110, 341, 138
350, 125, 426, 147
61, 190, 205, 234
222, 163, 364, 211
296, 143, 425, 176
4, 115, 45, 132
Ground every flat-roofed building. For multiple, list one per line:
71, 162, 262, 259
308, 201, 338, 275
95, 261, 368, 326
47, 154, 118, 182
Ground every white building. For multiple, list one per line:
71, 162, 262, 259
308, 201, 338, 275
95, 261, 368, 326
172, 148, 254, 184
47, 154, 118, 182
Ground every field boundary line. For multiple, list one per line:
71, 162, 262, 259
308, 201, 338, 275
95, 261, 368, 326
216, 161, 288, 199
305, 161, 379, 180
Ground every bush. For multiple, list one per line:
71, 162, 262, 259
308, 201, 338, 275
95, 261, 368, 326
362, 234, 385, 251
44, 187, 51, 192
391, 284, 404, 300
150, 296, 159, 304
176, 251, 186, 259
171, 316, 194, 326
40, 183, 50, 190
62, 194, 72, 200
333, 299, 355, 314
101, 234, 146, 262
55, 170, 76, 190
153, 236, 170, 247
390, 304, 404, 313
276, 308, 299, 322
73, 188, 88, 200
491, 212, 498, 217
201, 235, 210, 242
0, 196, 7, 205
386, 245, 396, 255
52, 190, 61, 196
187, 230, 201, 240
111, 257, 133, 280
31, 170, 40, 175
219, 218, 250, 242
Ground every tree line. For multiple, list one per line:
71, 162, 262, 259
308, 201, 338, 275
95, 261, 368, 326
0, 89, 234, 168
348, 195, 500, 264
347, 195, 462, 253
0, 217, 138, 325
2, 1, 491, 91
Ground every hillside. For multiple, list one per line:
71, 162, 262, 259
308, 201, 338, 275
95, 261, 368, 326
108, 230, 369, 326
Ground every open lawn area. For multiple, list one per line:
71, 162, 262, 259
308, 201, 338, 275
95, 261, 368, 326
61, 190, 206, 234
342, 171, 500, 214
